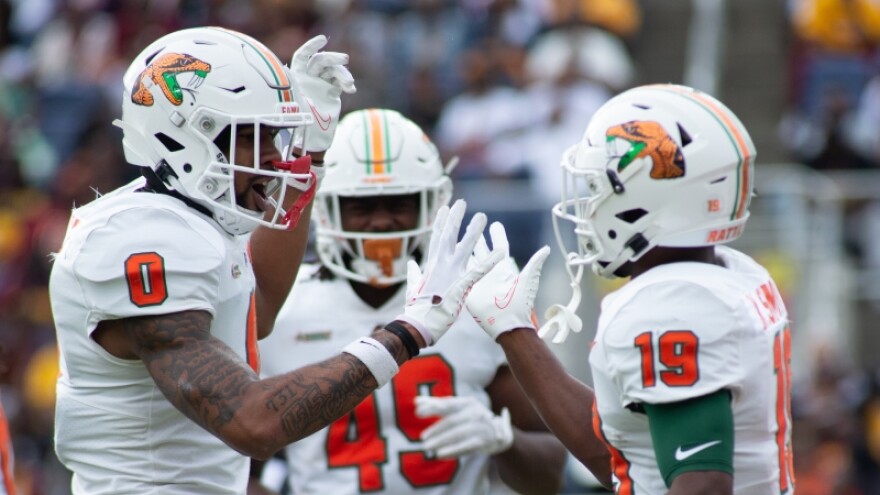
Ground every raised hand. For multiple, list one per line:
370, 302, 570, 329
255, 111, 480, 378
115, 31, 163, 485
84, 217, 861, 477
290, 35, 356, 154
395, 200, 504, 346
466, 222, 551, 340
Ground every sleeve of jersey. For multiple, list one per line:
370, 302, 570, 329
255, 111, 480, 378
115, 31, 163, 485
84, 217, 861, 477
72, 207, 225, 329
601, 281, 746, 407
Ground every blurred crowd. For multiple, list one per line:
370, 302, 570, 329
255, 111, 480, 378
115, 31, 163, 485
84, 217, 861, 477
0, 1, 639, 492
782, 3, 880, 488
1, 0, 880, 493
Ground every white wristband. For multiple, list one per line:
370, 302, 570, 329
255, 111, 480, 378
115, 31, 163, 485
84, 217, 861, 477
342, 337, 399, 387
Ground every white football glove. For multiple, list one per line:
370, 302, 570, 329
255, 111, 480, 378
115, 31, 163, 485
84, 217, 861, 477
416, 396, 513, 458
396, 199, 505, 346
290, 35, 356, 154
466, 222, 551, 341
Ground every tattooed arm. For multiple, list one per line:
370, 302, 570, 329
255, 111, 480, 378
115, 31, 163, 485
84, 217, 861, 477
93, 310, 413, 459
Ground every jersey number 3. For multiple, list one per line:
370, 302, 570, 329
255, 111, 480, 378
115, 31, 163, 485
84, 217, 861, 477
326, 355, 458, 492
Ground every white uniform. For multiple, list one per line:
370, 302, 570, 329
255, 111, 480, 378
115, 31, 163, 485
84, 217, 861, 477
589, 247, 794, 494
50, 178, 257, 494
259, 265, 507, 495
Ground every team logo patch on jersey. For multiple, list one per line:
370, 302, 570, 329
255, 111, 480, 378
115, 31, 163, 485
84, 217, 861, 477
231, 264, 242, 279
132, 53, 211, 106
606, 121, 685, 179
295, 330, 332, 342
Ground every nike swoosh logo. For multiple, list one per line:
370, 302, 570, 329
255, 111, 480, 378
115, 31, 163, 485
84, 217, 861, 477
309, 101, 332, 131
494, 277, 519, 309
674, 440, 721, 461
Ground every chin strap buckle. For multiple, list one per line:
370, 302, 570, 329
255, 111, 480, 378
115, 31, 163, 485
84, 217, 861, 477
280, 170, 317, 230
273, 154, 312, 181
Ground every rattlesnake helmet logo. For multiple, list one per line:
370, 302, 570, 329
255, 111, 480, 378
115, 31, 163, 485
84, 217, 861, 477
606, 121, 685, 179
131, 52, 211, 107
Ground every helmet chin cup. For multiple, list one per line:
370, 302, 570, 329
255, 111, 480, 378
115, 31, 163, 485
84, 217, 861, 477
351, 239, 409, 287
363, 238, 404, 277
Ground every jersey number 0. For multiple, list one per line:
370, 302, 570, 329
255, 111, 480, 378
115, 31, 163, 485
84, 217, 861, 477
125, 252, 168, 307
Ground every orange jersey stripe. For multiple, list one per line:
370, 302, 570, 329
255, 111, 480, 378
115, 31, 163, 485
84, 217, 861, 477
592, 400, 633, 495
0, 403, 15, 495
244, 242, 259, 373
246, 290, 259, 373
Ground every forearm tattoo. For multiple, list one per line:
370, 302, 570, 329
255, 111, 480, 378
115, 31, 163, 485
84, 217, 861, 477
127, 311, 251, 430
127, 311, 412, 444
264, 328, 410, 440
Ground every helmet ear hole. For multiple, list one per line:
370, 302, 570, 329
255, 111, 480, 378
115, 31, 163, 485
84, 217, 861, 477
212, 126, 232, 161
155, 132, 185, 152
677, 123, 693, 147
183, 164, 193, 173
608, 230, 617, 240
615, 208, 648, 224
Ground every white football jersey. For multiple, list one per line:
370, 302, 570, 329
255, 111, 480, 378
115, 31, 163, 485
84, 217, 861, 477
50, 179, 257, 494
589, 247, 794, 494
259, 265, 507, 495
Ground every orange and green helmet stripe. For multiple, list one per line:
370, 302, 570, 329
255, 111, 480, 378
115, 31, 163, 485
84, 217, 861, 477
214, 27, 294, 103
654, 85, 753, 220
361, 109, 394, 175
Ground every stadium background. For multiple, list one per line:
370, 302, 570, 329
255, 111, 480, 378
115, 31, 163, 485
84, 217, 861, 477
1, 0, 879, 493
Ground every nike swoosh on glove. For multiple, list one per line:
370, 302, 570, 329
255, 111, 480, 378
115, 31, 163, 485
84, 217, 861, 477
394, 199, 505, 346
415, 395, 513, 458
290, 35, 356, 154
466, 222, 551, 341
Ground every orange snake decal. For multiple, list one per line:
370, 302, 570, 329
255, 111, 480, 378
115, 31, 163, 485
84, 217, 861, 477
607, 121, 685, 179
132, 52, 211, 106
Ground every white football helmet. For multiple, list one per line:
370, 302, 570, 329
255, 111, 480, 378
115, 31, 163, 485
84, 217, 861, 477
314, 108, 453, 286
553, 84, 757, 280
115, 27, 316, 235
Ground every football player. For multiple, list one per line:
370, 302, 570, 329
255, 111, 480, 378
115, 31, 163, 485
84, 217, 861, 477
49, 28, 501, 494
253, 108, 567, 495
0, 397, 14, 495
464, 84, 794, 494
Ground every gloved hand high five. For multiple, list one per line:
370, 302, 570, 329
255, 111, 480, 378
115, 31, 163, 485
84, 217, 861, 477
290, 35, 356, 154
416, 396, 513, 458
395, 200, 505, 346
466, 222, 551, 340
